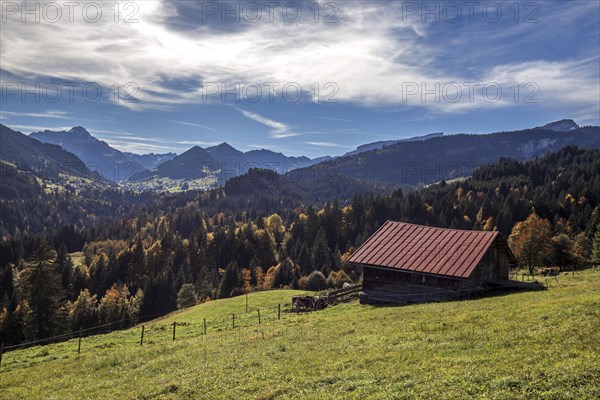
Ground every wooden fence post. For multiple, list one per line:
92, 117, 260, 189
172, 322, 176, 341
140, 326, 145, 346
203, 318, 207, 335
258, 309, 261, 324
246, 293, 248, 313
232, 313, 235, 330
278, 304, 281, 320
78, 328, 82, 354
0, 342, 4, 368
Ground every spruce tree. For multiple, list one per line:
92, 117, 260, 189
591, 225, 600, 266
17, 244, 66, 339
218, 261, 240, 299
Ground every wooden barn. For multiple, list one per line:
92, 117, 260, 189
349, 221, 518, 305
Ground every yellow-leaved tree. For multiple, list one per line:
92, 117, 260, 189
509, 213, 553, 274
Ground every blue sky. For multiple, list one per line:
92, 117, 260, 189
1, 0, 599, 157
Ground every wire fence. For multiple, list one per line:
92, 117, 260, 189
0, 277, 559, 371
0, 299, 302, 371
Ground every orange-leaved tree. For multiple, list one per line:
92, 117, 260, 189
509, 213, 553, 274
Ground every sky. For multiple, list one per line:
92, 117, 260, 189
1, 0, 599, 157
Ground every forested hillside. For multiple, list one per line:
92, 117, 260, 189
290, 126, 600, 187
1, 147, 599, 346
0, 124, 102, 182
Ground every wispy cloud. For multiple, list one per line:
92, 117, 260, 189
314, 116, 353, 122
0, 110, 70, 119
8, 124, 73, 133
239, 110, 287, 132
303, 141, 343, 148
176, 140, 220, 146
237, 109, 299, 138
169, 120, 216, 131
105, 140, 182, 154
0, 1, 597, 118
102, 135, 163, 143
87, 129, 135, 136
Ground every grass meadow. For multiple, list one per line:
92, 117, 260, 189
1, 271, 599, 399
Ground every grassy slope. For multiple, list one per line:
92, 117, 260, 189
1, 273, 599, 400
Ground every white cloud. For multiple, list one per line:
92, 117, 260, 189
239, 110, 287, 132
169, 120, 216, 131
176, 140, 220, 146
9, 124, 73, 133
303, 141, 345, 148
237, 109, 300, 138
314, 116, 353, 122
0, 0, 597, 116
106, 140, 181, 154
1, 110, 70, 119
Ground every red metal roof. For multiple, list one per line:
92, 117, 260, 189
348, 221, 501, 278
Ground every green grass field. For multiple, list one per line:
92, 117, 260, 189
1, 271, 599, 399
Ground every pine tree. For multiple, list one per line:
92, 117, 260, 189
0, 263, 14, 302
17, 244, 66, 339
128, 236, 146, 290
591, 225, 600, 266
271, 258, 294, 289
311, 230, 332, 276
218, 261, 240, 299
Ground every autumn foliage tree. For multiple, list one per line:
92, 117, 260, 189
69, 289, 98, 330
98, 284, 143, 328
509, 213, 553, 274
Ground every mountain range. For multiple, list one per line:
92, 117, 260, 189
123, 152, 176, 170
129, 142, 331, 183
1, 119, 598, 195
30, 127, 148, 182
286, 120, 600, 188
342, 132, 443, 157
26, 126, 333, 183
0, 124, 103, 182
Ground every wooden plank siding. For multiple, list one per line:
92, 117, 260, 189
351, 221, 517, 305
359, 239, 512, 305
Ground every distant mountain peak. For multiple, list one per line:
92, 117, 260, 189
343, 132, 444, 157
69, 126, 89, 134
208, 142, 238, 151
540, 119, 579, 132
187, 145, 208, 153
29, 125, 143, 181
206, 142, 244, 159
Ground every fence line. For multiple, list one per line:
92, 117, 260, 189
0, 278, 558, 371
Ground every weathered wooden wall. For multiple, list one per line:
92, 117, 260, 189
361, 267, 462, 304
359, 239, 513, 305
